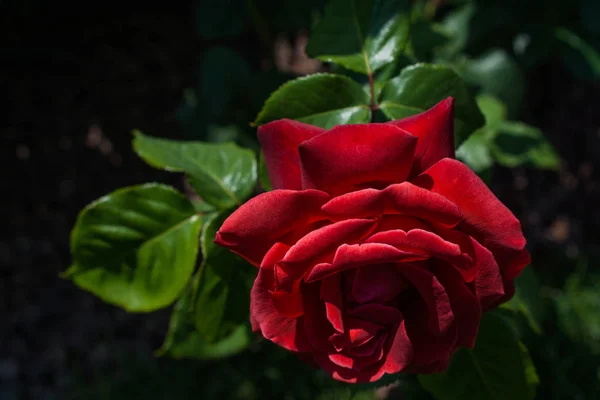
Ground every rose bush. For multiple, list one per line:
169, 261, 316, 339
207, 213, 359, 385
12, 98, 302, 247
214, 98, 531, 383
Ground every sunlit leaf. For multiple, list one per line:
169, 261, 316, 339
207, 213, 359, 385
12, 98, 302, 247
254, 73, 371, 129
64, 184, 202, 312
306, 0, 411, 75
133, 132, 257, 209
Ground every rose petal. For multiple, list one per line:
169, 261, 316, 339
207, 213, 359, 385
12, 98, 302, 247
277, 218, 377, 288
269, 279, 304, 318
306, 243, 426, 282
382, 320, 414, 374
251, 266, 312, 352
469, 237, 505, 310
347, 303, 404, 326
260, 242, 291, 269
433, 260, 481, 348
215, 189, 330, 266
352, 264, 410, 303
321, 182, 462, 227
404, 297, 458, 366
345, 318, 383, 345
398, 263, 454, 334
366, 229, 472, 271
258, 119, 325, 190
313, 353, 387, 383
302, 281, 334, 351
374, 215, 430, 233
412, 158, 529, 278
387, 97, 455, 177
299, 124, 417, 195
321, 275, 344, 332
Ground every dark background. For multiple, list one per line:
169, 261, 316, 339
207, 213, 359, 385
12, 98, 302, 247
2, 1, 600, 399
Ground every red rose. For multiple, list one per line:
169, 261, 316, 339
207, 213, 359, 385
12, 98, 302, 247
215, 98, 530, 383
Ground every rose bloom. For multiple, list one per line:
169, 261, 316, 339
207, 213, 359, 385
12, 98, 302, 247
215, 98, 530, 383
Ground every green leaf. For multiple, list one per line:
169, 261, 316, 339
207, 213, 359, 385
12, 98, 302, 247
195, 0, 246, 39
259, 152, 273, 191
409, 21, 450, 61
454, 50, 525, 118
555, 273, 600, 353
157, 275, 251, 360
64, 184, 202, 312
379, 63, 485, 146
195, 212, 254, 343
455, 95, 505, 177
491, 121, 560, 170
133, 132, 257, 209
254, 73, 371, 129
436, 3, 474, 59
501, 268, 544, 334
306, 0, 411, 75
556, 27, 600, 81
456, 131, 494, 176
475, 94, 507, 130
419, 312, 538, 400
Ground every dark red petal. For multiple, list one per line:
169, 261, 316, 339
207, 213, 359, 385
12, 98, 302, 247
346, 333, 387, 358
404, 305, 458, 366
387, 97, 455, 177
433, 261, 481, 348
382, 320, 414, 374
470, 237, 505, 310
299, 124, 417, 195
374, 215, 430, 233
366, 229, 472, 271
251, 266, 312, 352
260, 242, 291, 269
487, 278, 516, 309
321, 275, 344, 333
258, 119, 325, 190
345, 318, 383, 345
302, 281, 334, 351
306, 243, 426, 282
348, 303, 404, 326
313, 353, 387, 383
352, 264, 410, 303
399, 263, 454, 334
412, 158, 529, 277
215, 189, 330, 266
321, 182, 462, 227
269, 279, 304, 318
277, 218, 377, 288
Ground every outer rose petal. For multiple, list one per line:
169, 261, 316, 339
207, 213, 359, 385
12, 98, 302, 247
251, 267, 312, 352
387, 97, 455, 177
258, 119, 325, 190
433, 260, 481, 348
299, 124, 417, 195
215, 189, 330, 266
412, 158, 530, 279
